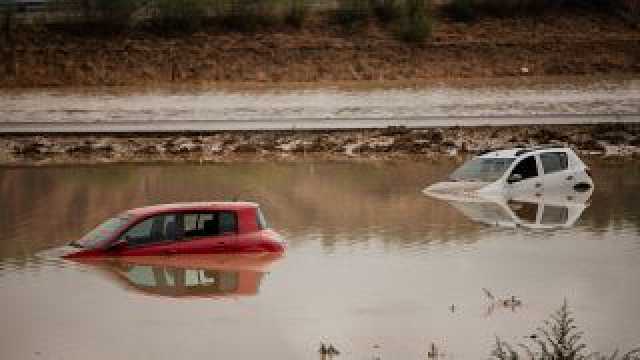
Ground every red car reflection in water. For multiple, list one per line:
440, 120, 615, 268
72, 253, 282, 299
65, 202, 286, 258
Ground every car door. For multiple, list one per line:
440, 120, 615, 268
505, 155, 543, 197
539, 151, 574, 194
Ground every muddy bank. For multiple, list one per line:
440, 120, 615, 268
1, 10, 639, 87
2, 124, 640, 165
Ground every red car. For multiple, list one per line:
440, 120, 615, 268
65, 202, 286, 258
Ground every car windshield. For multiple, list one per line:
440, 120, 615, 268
449, 157, 515, 182
73, 213, 132, 249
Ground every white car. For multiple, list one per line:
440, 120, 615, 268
423, 146, 593, 201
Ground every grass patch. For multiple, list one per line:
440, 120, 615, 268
333, 0, 370, 27
285, 0, 308, 28
443, 0, 637, 21
443, 0, 476, 22
150, 0, 210, 33
491, 300, 640, 360
395, 0, 431, 43
373, 0, 402, 23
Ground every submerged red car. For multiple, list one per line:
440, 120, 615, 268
65, 202, 286, 258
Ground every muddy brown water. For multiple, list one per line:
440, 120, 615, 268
1, 159, 639, 359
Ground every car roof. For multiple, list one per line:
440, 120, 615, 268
126, 202, 258, 217
477, 146, 571, 159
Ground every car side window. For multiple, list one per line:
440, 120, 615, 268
182, 211, 237, 239
510, 156, 538, 182
540, 152, 568, 174
120, 214, 178, 247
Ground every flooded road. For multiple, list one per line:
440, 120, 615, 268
1, 160, 639, 359
1, 76, 640, 131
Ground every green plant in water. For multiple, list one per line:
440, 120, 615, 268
491, 300, 640, 360
396, 0, 431, 43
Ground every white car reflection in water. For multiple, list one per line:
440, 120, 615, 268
450, 193, 590, 229
424, 180, 593, 229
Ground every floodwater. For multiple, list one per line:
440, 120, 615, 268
1, 160, 639, 359
1, 76, 639, 124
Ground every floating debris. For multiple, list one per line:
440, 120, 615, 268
482, 288, 496, 301
503, 295, 522, 308
319, 342, 340, 359
427, 342, 439, 359
327, 344, 340, 356
483, 288, 523, 315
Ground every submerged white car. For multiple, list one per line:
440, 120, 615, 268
424, 146, 593, 201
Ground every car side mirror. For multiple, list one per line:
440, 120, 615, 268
508, 173, 523, 184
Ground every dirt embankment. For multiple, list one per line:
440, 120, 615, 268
2, 124, 639, 165
1, 10, 639, 87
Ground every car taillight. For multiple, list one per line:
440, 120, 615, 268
586, 168, 592, 178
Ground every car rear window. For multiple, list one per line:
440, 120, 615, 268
540, 152, 568, 174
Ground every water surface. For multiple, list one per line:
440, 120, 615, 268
1, 160, 639, 359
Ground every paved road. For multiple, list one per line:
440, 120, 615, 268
1, 114, 638, 133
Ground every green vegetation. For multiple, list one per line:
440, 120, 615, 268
444, 0, 475, 22
2, 0, 16, 42
395, 0, 431, 43
491, 300, 640, 360
333, 0, 370, 27
152, 0, 209, 32
221, 0, 282, 32
373, 0, 401, 23
87, 0, 141, 31
6, 0, 635, 42
285, 0, 308, 28
444, 0, 638, 22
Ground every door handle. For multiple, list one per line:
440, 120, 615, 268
165, 249, 177, 255
535, 183, 542, 188
566, 175, 574, 181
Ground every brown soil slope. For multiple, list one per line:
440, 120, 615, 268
1, 10, 639, 87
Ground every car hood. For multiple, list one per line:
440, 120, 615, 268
36, 244, 84, 259
422, 181, 498, 202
